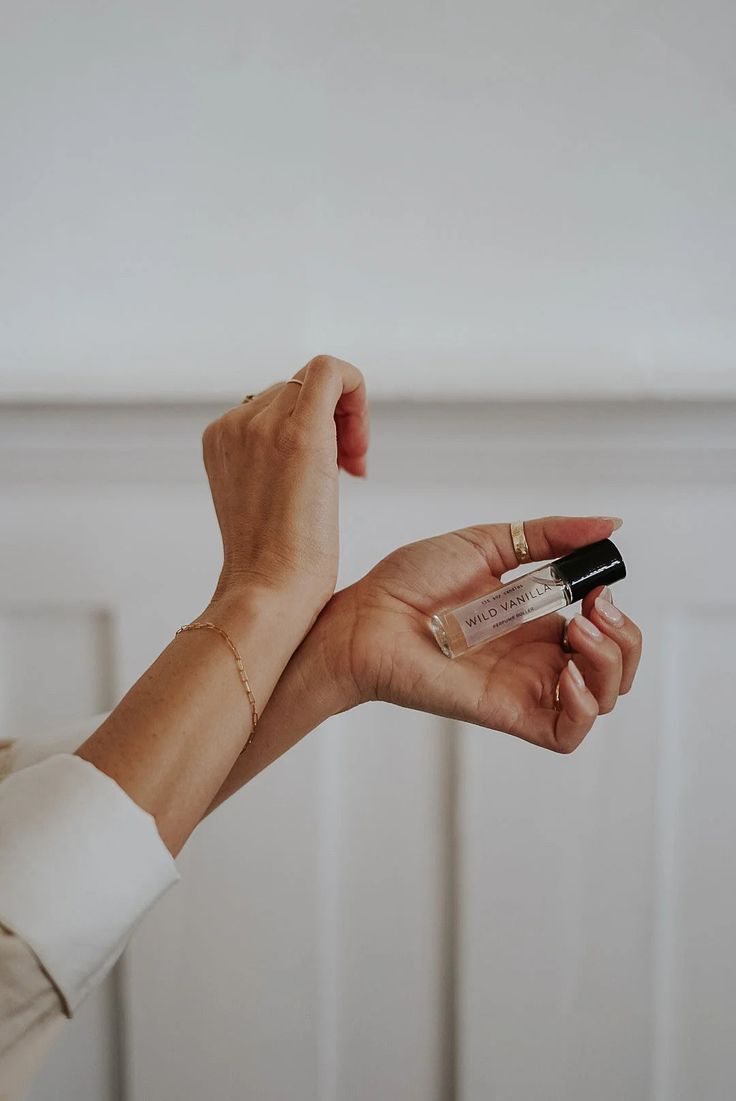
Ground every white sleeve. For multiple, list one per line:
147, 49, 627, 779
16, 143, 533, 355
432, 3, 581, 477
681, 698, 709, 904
0, 753, 180, 1015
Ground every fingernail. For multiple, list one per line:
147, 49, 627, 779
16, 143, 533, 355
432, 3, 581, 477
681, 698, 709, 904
567, 658, 585, 690
573, 613, 603, 641
602, 516, 623, 530
595, 594, 624, 626
600, 586, 614, 604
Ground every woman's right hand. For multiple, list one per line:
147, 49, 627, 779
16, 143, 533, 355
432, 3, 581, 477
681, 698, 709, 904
201, 354, 368, 646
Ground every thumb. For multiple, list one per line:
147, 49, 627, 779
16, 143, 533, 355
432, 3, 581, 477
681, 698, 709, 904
463, 515, 623, 575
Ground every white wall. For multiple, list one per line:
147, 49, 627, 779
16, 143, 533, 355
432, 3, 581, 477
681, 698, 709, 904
3, 399, 736, 1101
2, 0, 735, 401
2, 5, 736, 1097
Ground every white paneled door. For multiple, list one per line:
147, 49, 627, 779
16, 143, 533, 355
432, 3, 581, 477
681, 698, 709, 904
2, 400, 735, 1101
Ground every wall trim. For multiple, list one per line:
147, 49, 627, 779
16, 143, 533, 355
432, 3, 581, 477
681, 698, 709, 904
1, 399, 734, 488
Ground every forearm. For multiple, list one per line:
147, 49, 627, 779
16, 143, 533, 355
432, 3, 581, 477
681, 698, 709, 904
75, 586, 305, 856
207, 603, 353, 813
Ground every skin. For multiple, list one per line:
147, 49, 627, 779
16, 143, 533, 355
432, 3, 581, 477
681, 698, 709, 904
75, 352, 642, 846
76, 355, 369, 855
211, 515, 642, 810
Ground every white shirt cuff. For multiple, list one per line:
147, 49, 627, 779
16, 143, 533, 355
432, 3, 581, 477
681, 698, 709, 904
0, 754, 179, 1014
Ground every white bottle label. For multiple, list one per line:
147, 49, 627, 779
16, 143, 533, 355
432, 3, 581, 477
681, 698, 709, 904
458, 574, 561, 649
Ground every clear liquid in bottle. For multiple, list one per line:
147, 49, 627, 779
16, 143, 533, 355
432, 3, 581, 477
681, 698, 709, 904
431, 564, 570, 658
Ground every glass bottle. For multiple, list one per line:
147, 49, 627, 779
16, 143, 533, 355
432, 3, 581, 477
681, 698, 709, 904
431, 538, 626, 659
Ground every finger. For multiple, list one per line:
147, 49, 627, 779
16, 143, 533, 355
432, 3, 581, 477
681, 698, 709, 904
504, 515, 623, 572
565, 611, 623, 714
294, 355, 369, 476
461, 515, 623, 576
552, 659, 599, 753
267, 355, 369, 477
266, 376, 308, 419
335, 386, 370, 477
230, 382, 284, 417
582, 586, 642, 695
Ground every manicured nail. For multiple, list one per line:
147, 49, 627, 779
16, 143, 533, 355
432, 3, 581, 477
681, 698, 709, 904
600, 586, 614, 604
595, 594, 624, 626
567, 658, 585, 690
603, 516, 623, 530
573, 613, 602, 641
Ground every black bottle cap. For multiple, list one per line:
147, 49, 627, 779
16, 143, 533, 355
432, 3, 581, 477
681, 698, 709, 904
553, 538, 626, 603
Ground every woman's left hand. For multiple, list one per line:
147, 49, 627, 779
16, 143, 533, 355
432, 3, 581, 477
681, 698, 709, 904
211, 515, 642, 815
203, 354, 368, 638
293, 515, 642, 755
212, 514, 642, 813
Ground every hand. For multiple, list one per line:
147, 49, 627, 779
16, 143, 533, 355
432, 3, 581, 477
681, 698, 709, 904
202, 354, 368, 636
310, 515, 642, 753
77, 356, 368, 854
209, 514, 642, 811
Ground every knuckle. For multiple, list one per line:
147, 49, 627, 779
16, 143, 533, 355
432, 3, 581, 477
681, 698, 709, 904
307, 353, 339, 378
552, 731, 584, 755
201, 416, 225, 454
274, 418, 304, 456
247, 410, 270, 439
287, 413, 328, 453
201, 417, 218, 444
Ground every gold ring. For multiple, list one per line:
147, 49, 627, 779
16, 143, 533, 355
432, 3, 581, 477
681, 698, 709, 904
285, 378, 304, 389
554, 680, 562, 712
510, 520, 532, 564
561, 620, 572, 653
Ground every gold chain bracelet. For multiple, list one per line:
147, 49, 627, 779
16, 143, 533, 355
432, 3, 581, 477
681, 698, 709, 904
175, 621, 258, 752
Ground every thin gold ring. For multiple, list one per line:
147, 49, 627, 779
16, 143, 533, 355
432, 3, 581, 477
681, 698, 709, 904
242, 378, 302, 404
554, 680, 562, 712
561, 620, 572, 653
510, 520, 532, 564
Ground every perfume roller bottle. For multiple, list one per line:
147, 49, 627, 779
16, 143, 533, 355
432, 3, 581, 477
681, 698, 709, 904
431, 538, 626, 659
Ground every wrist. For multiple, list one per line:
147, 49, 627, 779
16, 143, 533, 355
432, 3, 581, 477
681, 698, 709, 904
201, 580, 362, 725
296, 588, 363, 718
205, 578, 310, 653
212, 568, 332, 639
203, 585, 362, 816
193, 589, 287, 706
